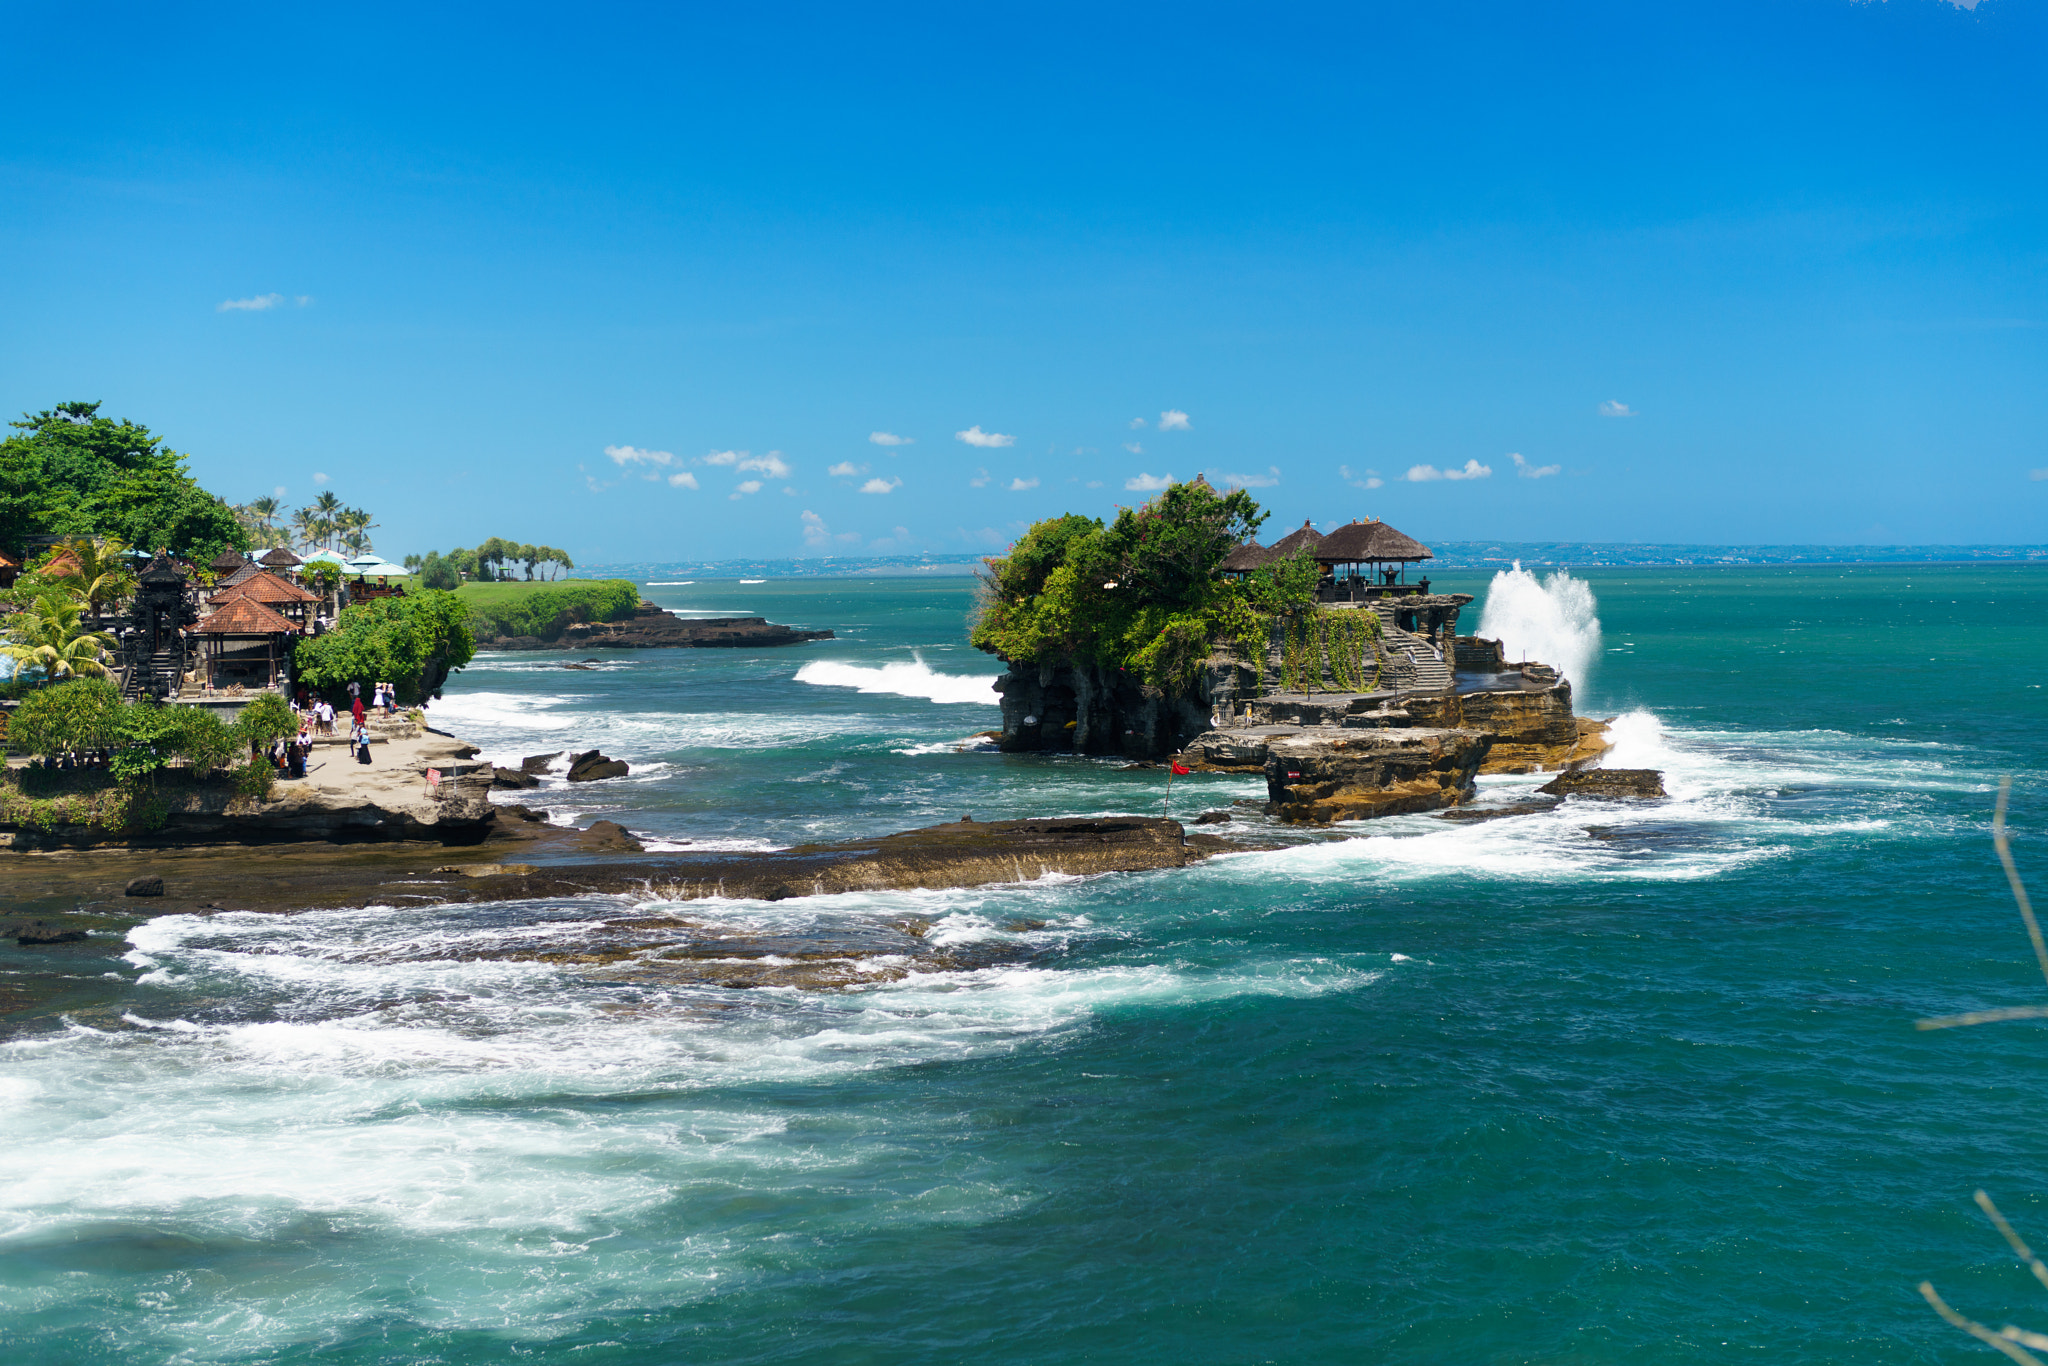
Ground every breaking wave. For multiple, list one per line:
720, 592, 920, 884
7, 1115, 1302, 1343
1476, 561, 1602, 686
796, 656, 1000, 706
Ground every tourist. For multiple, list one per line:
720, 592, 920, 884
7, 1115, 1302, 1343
351, 693, 366, 730
353, 721, 373, 765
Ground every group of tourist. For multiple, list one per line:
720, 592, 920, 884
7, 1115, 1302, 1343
272, 678, 401, 778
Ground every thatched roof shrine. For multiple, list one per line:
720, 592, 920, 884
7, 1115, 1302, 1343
259, 547, 303, 568
1313, 518, 1433, 565
1219, 541, 1275, 573
1266, 520, 1324, 558
209, 549, 248, 573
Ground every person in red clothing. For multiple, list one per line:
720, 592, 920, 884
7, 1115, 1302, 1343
351, 695, 366, 728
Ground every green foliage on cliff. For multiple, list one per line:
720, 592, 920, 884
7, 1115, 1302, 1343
294, 590, 477, 703
460, 578, 642, 642
971, 480, 1276, 688
0, 402, 249, 560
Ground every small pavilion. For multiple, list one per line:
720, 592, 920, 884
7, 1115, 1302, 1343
1218, 541, 1274, 577
209, 549, 248, 577
1311, 519, 1434, 600
210, 568, 320, 628
259, 547, 304, 578
192, 595, 300, 690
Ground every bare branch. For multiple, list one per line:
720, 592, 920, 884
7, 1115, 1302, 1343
1977, 1191, 2048, 1295
1921, 1282, 2048, 1366
1994, 779, 2047, 991
1918, 1006, 2048, 1032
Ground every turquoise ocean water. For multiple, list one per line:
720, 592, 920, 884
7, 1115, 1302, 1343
3, 564, 2046, 1363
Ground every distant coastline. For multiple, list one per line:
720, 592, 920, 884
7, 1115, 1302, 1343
566, 542, 2048, 582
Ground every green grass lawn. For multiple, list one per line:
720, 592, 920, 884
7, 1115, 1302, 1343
451, 578, 617, 605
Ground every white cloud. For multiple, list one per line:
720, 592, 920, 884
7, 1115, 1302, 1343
1599, 400, 1637, 418
828, 461, 868, 478
2032, 468, 2048, 481
1124, 441, 1144, 455
312, 472, 330, 485
702, 450, 739, 465
739, 452, 791, 478
295, 295, 314, 307
1211, 466, 1280, 489
801, 510, 831, 549
217, 293, 284, 312
1157, 409, 1192, 432
861, 476, 902, 494
606, 444, 675, 468
1128, 417, 1148, 430
956, 425, 1015, 448
1125, 472, 1173, 492
1340, 465, 1383, 490
1511, 452, 1562, 479
668, 471, 699, 489
1404, 459, 1492, 482
870, 431, 913, 447
970, 468, 991, 488
731, 480, 764, 499
1085, 479, 1104, 488
272, 485, 286, 498
1008, 476, 1039, 491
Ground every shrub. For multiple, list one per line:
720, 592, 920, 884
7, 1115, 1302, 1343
232, 691, 298, 753
8, 677, 124, 756
294, 589, 477, 703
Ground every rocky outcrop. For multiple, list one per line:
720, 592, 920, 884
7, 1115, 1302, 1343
11, 919, 90, 944
1403, 674, 1612, 774
993, 655, 1251, 758
1260, 728, 1492, 823
1538, 768, 1667, 799
124, 875, 164, 897
566, 750, 630, 783
484, 604, 832, 651
1181, 726, 1493, 824
491, 766, 541, 789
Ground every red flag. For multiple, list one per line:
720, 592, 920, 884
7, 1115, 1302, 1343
1170, 762, 1191, 776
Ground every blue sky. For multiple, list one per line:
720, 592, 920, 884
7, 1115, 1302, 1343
2, 0, 2042, 563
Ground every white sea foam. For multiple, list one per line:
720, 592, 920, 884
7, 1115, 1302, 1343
1477, 562, 1602, 686
796, 655, 999, 706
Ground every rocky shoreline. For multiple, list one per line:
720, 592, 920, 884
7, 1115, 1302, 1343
481, 603, 832, 651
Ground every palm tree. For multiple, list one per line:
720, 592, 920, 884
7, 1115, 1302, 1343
48, 536, 138, 623
312, 491, 345, 549
248, 494, 280, 532
3, 592, 116, 680
291, 506, 321, 551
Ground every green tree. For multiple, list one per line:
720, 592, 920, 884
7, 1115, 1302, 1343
294, 590, 476, 704
7, 677, 124, 755
417, 550, 461, 591
300, 560, 344, 613
231, 691, 298, 754
970, 479, 1269, 688
0, 402, 249, 560
3, 592, 117, 680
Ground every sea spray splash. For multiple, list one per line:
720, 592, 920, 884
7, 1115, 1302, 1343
796, 655, 999, 705
1476, 562, 1602, 687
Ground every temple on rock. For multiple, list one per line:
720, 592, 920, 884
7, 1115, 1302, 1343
993, 515, 1613, 824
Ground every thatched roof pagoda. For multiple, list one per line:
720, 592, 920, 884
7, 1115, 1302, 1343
1219, 541, 1275, 574
209, 549, 248, 573
259, 547, 303, 569
1266, 520, 1324, 559
1313, 518, 1433, 566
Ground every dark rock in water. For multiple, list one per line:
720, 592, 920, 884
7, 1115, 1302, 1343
504, 805, 550, 823
14, 919, 89, 944
1538, 768, 1666, 799
580, 820, 644, 852
1436, 799, 1561, 823
1122, 761, 1160, 771
1193, 810, 1233, 825
491, 766, 541, 790
566, 749, 630, 783
486, 604, 832, 651
563, 662, 595, 670
125, 875, 164, 897
520, 752, 563, 775
581, 658, 602, 664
